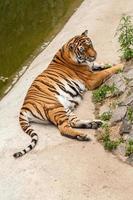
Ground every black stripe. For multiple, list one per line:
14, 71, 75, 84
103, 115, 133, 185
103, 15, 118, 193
23, 149, 27, 154
59, 48, 67, 64
70, 116, 78, 121
57, 83, 78, 98
72, 81, 81, 91
48, 88, 60, 95
45, 71, 59, 77
32, 103, 44, 119
69, 100, 79, 106
33, 84, 46, 93
59, 74, 72, 84
22, 107, 42, 121
68, 84, 79, 96
52, 59, 61, 65
26, 129, 33, 135
23, 125, 30, 132
35, 79, 56, 90
31, 133, 37, 137
46, 75, 62, 85
31, 139, 37, 145
54, 54, 66, 65
48, 66, 74, 78
20, 111, 24, 116
28, 145, 33, 150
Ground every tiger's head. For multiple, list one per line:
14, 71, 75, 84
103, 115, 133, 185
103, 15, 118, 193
66, 30, 97, 68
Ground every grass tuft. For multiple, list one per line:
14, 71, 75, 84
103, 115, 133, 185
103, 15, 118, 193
92, 84, 117, 103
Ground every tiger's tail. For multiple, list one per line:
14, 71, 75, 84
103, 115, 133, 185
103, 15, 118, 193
13, 110, 38, 158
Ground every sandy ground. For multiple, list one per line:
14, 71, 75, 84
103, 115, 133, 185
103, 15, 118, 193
0, 0, 133, 199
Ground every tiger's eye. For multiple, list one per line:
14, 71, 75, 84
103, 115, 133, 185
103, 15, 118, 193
80, 47, 84, 52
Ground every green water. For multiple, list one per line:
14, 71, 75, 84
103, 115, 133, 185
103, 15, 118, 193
0, 0, 83, 98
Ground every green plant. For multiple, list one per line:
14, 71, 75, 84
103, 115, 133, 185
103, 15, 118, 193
101, 123, 123, 151
92, 84, 117, 103
116, 15, 133, 61
125, 139, 133, 156
100, 111, 112, 121
127, 106, 133, 123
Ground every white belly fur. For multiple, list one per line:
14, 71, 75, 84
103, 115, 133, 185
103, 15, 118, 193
56, 79, 86, 110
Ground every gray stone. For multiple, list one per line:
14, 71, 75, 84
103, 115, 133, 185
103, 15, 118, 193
99, 105, 110, 116
124, 68, 133, 80
119, 119, 132, 135
115, 143, 126, 157
123, 63, 133, 73
105, 73, 126, 96
126, 154, 133, 166
128, 80, 133, 87
120, 93, 133, 106
110, 106, 127, 125
126, 128, 133, 140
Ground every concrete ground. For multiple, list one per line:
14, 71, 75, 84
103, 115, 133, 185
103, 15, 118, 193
0, 0, 133, 199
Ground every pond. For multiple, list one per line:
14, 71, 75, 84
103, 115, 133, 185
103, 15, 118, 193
0, 0, 83, 99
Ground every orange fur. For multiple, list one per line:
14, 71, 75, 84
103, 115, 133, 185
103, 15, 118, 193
13, 30, 123, 158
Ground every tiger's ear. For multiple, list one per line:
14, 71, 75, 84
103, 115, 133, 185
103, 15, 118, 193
69, 43, 74, 51
81, 30, 88, 36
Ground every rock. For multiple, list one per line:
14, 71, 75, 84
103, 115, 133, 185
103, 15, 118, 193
126, 154, 133, 166
105, 73, 126, 96
128, 80, 133, 87
124, 68, 133, 80
120, 93, 133, 106
119, 119, 132, 135
115, 143, 126, 157
123, 63, 133, 73
99, 105, 110, 116
110, 106, 127, 125
126, 128, 133, 140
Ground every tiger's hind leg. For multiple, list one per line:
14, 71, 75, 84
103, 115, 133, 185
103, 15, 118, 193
46, 105, 90, 141
68, 111, 102, 129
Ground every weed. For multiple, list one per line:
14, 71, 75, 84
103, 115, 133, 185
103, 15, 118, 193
101, 123, 123, 151
125, 139, 133, 156
100, 111, 112, 121
116, 15, 133, 61
127, 106, 133, 123
92, 84, 117, 103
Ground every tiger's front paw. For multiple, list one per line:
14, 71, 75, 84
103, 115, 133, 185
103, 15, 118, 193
115, 63, 124, 72
77, 134, 91, 141
92, 62, 105, 71
92, 62, 112, 71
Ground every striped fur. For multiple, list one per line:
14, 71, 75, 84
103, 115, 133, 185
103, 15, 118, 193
13, 30, 124, 158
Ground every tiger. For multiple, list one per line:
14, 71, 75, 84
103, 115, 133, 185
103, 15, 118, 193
13, 30, 124, 158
